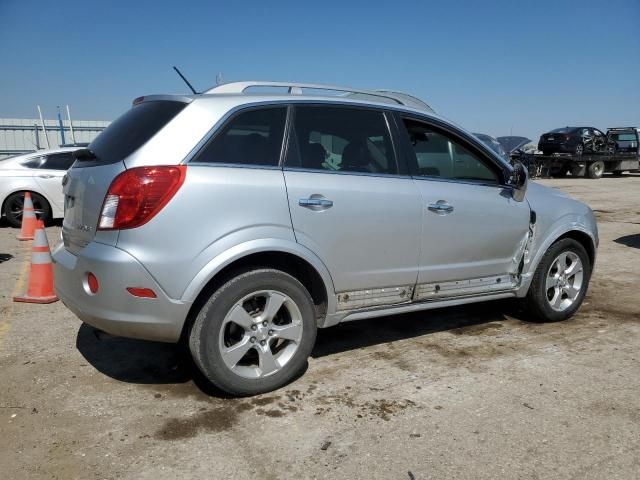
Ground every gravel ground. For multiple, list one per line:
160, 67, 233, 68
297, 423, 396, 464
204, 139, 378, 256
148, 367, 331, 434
1, 174, 638, 479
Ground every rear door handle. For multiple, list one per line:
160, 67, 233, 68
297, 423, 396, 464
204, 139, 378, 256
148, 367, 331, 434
299, 197, 333, 210
428, 201, 454, 215
37, 174, 55, 179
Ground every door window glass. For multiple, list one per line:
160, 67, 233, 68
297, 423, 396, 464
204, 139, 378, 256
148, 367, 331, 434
192, 107, 287, 166
403, 119, 497, 183
41, 152, 75, 170
287, 106, 396, 174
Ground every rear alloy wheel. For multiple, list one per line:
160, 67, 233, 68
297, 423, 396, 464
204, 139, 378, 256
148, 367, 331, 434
587, 160, 604, 179
189, 269, 317, 396
3, 191, 51, 228
522, 238, 591, 322
575, 144, 584, 156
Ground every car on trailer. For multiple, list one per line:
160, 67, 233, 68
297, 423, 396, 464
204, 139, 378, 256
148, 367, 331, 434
538, 127, 611, 156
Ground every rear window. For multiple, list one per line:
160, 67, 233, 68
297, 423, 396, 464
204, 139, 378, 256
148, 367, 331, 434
549, 128, 574, 134
87, 101, 186, 165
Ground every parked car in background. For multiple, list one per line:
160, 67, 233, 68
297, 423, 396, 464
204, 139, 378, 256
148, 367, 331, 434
0, 147, 79, 227
473, 133, 508, 161
53, 81, 598, 396
538, 127, 610, 156
474, 134, 532, 163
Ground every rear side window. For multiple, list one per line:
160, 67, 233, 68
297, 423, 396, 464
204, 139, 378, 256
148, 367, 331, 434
88, 101, 186, 165
286, 106, 397, 174
192, 107, 287, 166
41, 152, 75, 170
22, 156, 45, 169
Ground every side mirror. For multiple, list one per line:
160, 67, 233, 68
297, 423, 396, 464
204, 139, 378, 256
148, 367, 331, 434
509, 161, 528, 201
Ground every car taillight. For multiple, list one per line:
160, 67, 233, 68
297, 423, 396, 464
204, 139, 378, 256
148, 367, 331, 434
98, 165, 186, 230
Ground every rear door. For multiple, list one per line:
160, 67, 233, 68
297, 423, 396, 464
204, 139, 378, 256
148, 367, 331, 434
33, 152, 75, 211
396, 115, 530, 298
283, 105, 422, 305
62, 100, 187, 254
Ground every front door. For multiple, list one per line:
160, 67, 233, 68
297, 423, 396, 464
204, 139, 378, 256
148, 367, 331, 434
397, 116, 531, 299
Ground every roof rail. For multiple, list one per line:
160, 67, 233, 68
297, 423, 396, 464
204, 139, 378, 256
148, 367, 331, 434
205, 81, 434, 113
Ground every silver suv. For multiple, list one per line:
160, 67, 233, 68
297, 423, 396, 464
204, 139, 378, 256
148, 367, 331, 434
53, 81, 598, 395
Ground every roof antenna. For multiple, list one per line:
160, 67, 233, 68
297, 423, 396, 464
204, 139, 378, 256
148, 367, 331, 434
172, 66, 198, 94
216, 72, 224, 85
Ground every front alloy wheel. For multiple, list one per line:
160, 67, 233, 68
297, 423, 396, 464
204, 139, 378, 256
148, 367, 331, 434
545, 252, 584, 312
522, 238, 591, 322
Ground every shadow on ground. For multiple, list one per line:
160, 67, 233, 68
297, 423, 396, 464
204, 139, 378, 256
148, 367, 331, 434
0, 253, 13, 263
614, 234, 640, 249
76, 299, 519, 397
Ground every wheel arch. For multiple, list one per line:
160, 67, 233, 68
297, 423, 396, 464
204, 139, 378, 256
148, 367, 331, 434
517, 221, 597, 297
179, 241, 336, 342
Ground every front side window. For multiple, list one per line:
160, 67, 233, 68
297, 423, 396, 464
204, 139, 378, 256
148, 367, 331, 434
41, 152, 75, 170
192, 107, 287, 166
286, 106, 396, 174
403, 119, 497, 183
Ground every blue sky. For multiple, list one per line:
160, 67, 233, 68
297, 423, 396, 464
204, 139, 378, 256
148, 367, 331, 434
1, 0, 638, 140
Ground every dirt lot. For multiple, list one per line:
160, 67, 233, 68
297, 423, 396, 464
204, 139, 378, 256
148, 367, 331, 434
1, 175, 639, 479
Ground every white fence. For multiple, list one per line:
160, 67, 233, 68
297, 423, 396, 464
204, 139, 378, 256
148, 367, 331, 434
0, 118, 110, 159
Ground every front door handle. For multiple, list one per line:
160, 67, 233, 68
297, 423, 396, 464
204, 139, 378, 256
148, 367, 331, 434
299, 197, 333, 210
428, 200, 454, 215
37, 174, 55, 179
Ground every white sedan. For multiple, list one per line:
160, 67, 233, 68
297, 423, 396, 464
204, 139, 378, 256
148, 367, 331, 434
0, 147, 80, 227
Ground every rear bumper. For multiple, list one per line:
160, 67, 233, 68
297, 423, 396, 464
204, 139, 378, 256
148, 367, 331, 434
52, 241, 191, 343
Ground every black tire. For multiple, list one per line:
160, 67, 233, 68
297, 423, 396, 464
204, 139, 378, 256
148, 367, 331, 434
521, 238, 591, 322
189, 269, 317, 396
3, 191, 51, 228
570, 165, 584, 177
612, 170, 623, 176
550, 167, 568, 178
587, 160, 604, 179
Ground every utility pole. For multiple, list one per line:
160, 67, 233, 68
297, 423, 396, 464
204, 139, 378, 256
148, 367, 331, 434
37, 105, 50, 149
66, 105, 76, 144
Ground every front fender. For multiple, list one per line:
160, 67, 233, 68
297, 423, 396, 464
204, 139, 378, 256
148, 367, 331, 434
180, 238, 337, 315
516, 213, 598, 296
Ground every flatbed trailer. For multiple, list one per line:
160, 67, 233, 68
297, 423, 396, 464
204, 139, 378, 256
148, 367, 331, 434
521, 152, 640, 179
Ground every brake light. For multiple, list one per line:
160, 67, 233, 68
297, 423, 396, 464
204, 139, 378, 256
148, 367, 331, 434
98, 166, 186, 230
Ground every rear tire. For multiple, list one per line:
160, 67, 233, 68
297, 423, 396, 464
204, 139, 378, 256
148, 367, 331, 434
189, 269, 317, 396
521, 238, 591, 322
587, 160, 604, 179
3, 191, 51, 228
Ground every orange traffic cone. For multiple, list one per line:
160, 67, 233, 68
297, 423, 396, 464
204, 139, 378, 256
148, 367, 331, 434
13, 221, 58, 304
17, 192, 38, 241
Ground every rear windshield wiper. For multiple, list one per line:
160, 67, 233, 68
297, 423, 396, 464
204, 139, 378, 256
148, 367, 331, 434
73, 148, 97, 161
